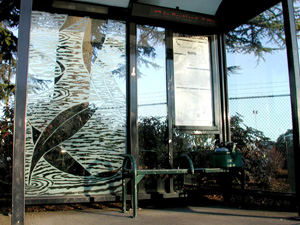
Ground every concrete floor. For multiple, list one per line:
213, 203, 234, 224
1, 205, 299, 225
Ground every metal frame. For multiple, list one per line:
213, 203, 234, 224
218, 33, 230, 142
216, 0, 282, 32
282, 0, 300, 216
12, 0, 33, 224
166, 28, 175, 184
25, 195, 119, 205
126, 22, 139, 163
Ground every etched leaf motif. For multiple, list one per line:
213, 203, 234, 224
43, 147, 91, 177
28, 102, 96, 183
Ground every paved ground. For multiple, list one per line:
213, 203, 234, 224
1, 206, 299, 225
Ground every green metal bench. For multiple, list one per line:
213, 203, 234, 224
121, 154, 237, 218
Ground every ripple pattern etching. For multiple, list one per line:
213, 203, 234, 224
25, 11, 126, 196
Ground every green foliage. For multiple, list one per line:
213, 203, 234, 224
0, 0, 19, 194
0, 106, 13, 193
0, 0, 18, 105
231, 113, 285, 190
138, 116, 168, 168
0, 55, 15, 106
275, 129, 293, 155
0, 23, 17, 62
0, 0, 19, 62
231, 113, 270, 147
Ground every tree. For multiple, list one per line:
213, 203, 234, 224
0, 0, 19, 195
0, 105, 13, 193
0, 0, 19, 106
0, 0, 19, 61
231, 113, 270, 149
137, 25, 165, 74
226, 0, 300, 61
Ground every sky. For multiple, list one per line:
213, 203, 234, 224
227, 48, 292, 141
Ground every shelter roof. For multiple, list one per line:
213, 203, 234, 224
50, 0, 282, 32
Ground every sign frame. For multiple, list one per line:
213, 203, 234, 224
171, 33, 221, 134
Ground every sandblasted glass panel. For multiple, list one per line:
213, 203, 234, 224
25, 11, 126, 196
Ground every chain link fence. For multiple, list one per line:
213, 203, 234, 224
138, 102, 167, 119
138, 94, 292, 142
229, 94, 292, 141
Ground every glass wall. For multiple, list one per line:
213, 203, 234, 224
227, 3, 293, 193
25, 11, 126, 196
137, 25, 168, 169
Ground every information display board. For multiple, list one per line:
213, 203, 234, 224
132, 3, 217, 27
173, 34, 213, 127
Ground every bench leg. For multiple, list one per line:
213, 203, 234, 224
122, 178, 127, 213
241, 169, 245, 207
132, 173, 138, 218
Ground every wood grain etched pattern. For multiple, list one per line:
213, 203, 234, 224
25, 11, 126, 196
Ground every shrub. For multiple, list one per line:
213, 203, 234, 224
231, 113, 286, 190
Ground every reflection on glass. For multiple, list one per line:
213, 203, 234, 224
137, 25, 167, 169
25, 11, 126, 196
227, 3, 292, 193
173, 132, 216, 168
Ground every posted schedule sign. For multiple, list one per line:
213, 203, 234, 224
173, 34, 213, 127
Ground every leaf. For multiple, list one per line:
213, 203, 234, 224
31, 125, 41, 144
43, 147, 91, 177
28, 102, 96, 184
54, 60, 65, 84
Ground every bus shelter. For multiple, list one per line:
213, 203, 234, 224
12, 0, 300, 224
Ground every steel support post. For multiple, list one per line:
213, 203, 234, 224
282, 0, 300, 216
126, 22, 138, 165
126, 22, 138, 215
218, 33, 230, 142
12, 0, 32, 224
166, 29, 175, 193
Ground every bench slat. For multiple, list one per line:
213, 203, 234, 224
194, 168, 230, 173
137, 169, 190, 175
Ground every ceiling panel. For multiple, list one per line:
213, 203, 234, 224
53, 0, 281, 32
137, 0, 223, 15
73, 0, 131, 8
